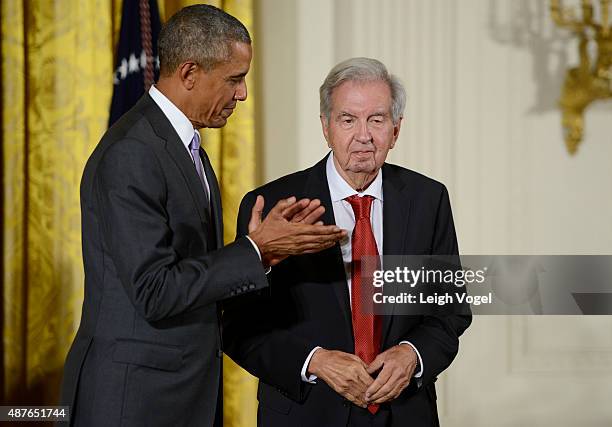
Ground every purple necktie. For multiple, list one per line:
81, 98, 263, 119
189, 132, 210, 204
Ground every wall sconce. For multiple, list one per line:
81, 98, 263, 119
550, 0, 611, 154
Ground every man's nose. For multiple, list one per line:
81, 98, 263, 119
235, 80, 247, 101
355, 120, 372, 142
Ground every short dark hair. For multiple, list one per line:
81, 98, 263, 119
158, 4, 251, 75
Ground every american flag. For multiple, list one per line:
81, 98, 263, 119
108, 0, 161, 127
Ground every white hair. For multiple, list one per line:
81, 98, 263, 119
319, 57, 406, 124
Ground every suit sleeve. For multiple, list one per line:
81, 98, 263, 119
222, 191, 314, 403
400, 185, 472, 387
94, 138, 268, 322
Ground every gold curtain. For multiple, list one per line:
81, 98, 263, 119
1, 0, 118, 406
1, 1, 258, 425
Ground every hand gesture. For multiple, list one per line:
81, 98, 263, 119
307, 349, 373, 408
365, 345, 417, 405
248, 196, 346, 267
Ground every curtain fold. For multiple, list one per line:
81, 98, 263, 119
1, 0, 114, 405
1, 1, 258, 425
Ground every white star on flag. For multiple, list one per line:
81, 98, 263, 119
119, 58, 128, 79
128, 53, 140, 73
140, 50, 147, 70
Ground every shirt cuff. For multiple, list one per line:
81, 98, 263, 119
399, 341, 423, 378
246, 235, 261, 259
301, 346, 322, 383
245, 236, 271, 274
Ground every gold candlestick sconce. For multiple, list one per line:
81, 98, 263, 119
550, 0, 611, 154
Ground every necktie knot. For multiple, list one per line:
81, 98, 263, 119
346, 195, 374, 220
188, 131, 209, 206
189, 132, 201, 151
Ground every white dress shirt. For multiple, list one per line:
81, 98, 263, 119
148, 85, 262, 260
149, 85, 211, 202
301, 154, 423, 383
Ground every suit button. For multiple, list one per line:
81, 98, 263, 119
342, 399, 349, 407
217, 349, 223, 358
248, 283, 256, 290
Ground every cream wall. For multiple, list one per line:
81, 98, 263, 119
255, 0, 612, 425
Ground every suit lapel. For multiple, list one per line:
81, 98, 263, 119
304, 155, 353, 341
305, 158, 414, 350
142, 94, 213, 231
201, 149, 224, 249
381, 163, 411, 344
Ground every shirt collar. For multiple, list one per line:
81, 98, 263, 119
149, 85, 199, 150
326, 153, 383, 202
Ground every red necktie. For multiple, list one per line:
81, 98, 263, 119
346, 195, 382, 415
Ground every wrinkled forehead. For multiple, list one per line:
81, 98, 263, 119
330, 80, 393, 116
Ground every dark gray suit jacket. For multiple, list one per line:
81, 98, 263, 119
223, 156, 471, 427
60, 94, 268, 426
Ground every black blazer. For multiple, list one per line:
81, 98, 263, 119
60, 94, 268, 427
223, 156, 471, 427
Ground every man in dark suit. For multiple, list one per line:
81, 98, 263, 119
60, 5, 344, 426
223, 58, 472, 426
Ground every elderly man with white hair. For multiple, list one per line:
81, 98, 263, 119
223, 57, 471, 427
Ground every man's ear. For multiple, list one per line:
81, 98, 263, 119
320, 115, 331, 147
177, 61, 198, 90
390, 116, 403, 149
